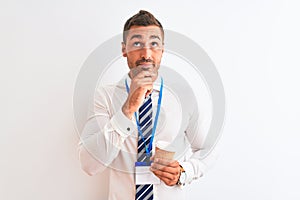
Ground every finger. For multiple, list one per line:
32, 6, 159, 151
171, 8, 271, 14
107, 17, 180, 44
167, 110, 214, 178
130, 67, 153, 78
150, 155, 154, 161
135, 79, 153, 86
154, 158, 179, 167
155, 174, 177, 186
131, 78, 153, 88
135, 83, 153, 92
151, 168, 174, 181
151, 169, 179, 184
134, 70, 155, 79
151, 163, 179, 175
129, 81, 153, 93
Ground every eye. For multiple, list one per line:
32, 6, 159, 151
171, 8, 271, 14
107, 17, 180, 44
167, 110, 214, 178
133, 42, 141, 47
151, 42, 158, 47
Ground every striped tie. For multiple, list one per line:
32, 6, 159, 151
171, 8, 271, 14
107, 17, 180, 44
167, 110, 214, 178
136, 95, 154, 200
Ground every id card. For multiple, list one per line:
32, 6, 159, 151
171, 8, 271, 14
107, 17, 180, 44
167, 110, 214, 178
135, 162, 160, 185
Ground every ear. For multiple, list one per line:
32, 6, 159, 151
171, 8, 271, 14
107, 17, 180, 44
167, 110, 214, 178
121, 42, 127, 57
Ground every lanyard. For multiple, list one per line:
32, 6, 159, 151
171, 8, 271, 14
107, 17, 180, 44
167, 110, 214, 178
125, 77, 163, 157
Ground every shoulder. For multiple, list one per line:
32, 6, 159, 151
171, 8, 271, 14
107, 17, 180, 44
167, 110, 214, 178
160, 70, 198, 113
95, 84, 126, 99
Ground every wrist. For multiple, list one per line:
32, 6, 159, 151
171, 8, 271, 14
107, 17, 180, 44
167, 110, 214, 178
122, 102, 134, 119
177, 165, 187, 187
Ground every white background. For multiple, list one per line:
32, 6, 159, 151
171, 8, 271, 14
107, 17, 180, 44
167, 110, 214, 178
1, 0, 300, 199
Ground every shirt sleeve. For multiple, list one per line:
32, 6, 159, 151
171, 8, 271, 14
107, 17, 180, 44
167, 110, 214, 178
78, 87, 136, 176
180, 105, 220, 185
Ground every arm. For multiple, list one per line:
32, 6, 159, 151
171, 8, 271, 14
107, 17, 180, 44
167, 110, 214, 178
78, 87, 136, 176
151, 104, 218, 186
180, 107, 219, 184
78, 70, 157, 176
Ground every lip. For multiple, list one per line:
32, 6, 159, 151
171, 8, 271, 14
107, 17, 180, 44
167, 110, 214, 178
137, 63, 154, 67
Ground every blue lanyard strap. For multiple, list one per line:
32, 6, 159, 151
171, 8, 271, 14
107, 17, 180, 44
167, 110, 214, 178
125, 77, 163, 156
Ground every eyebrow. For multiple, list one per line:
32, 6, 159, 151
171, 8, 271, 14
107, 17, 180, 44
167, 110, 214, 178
150, 35, 161, 40
130, 34, 142, 40
129, 34, 161, 41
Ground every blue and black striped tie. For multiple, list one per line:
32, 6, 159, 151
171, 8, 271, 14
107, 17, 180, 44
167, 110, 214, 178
136, 95, 154, 200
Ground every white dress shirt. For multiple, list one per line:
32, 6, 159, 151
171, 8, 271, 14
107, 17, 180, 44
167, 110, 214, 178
78, 72, 214, 200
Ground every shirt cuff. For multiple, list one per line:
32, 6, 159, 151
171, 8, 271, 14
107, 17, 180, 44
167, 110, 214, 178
180, 160, 204, 185
110, 109, 136, 137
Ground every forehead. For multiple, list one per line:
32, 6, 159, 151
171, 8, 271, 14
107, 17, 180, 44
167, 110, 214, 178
126, 25, 163, 40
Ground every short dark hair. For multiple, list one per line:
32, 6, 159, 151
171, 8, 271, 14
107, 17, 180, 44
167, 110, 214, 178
123, 10, 164, 43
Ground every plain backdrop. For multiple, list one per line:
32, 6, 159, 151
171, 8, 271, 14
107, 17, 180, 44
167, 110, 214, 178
1, 0, 300, 199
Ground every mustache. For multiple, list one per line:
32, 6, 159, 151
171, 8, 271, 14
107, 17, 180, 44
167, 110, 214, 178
135, 58, 154, 66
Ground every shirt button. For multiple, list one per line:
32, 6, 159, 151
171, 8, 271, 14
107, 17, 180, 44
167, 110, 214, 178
127, 127, 130, 131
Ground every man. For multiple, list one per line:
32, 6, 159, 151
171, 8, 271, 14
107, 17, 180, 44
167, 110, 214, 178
79, 10, 212, 200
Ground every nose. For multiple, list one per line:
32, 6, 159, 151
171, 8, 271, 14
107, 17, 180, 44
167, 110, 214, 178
140, 47, 152, 60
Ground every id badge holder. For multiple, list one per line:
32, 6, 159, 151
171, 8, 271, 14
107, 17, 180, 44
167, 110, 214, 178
135, 161, 160, 185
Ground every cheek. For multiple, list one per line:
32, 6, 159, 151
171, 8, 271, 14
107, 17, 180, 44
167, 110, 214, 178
126, 49, 139, 57
126, 53, 138, 61
153, 52, 163, 62
126, 53, 139, 66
